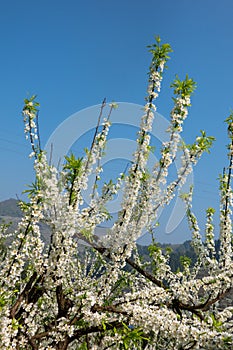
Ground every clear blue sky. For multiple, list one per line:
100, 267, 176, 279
1, 0, 233, 242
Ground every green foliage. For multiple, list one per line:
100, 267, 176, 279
219, 173, 229, 193
23, 180, 42, 199
210, 314, 223, 332
114, 323, 148, 350
206, 207, 216, 215
77, 342, 88, 350
23, 95, 40, 114
165, 246, 173, 255
223, 336, 233, 347
171, 74, 196, 99
148, 241, 162, 257
63, 152, 83, 205
187, 130, 215, 156
180, 255, 192, 269
109, 102, 118, 110
0, 293, 7, 311
147, 35, 173, 71
0, 221, 10, 259
148, 241, 164, 273
11, 318, 19, 331
64, 153, 83, 177
225, 110, 233, 139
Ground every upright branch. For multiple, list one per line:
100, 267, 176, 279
105, 36, 172, 248
22, 95, 41, 159
219, 112, 233, 267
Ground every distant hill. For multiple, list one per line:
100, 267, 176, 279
0, 198, 51, 244
0, 198, 22, 217
0, 198, 197, 261
0, 198, 212, 271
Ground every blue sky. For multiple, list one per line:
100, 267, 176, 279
1, 0, 233, 243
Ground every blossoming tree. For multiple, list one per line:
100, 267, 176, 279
0, 37, 233, 349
